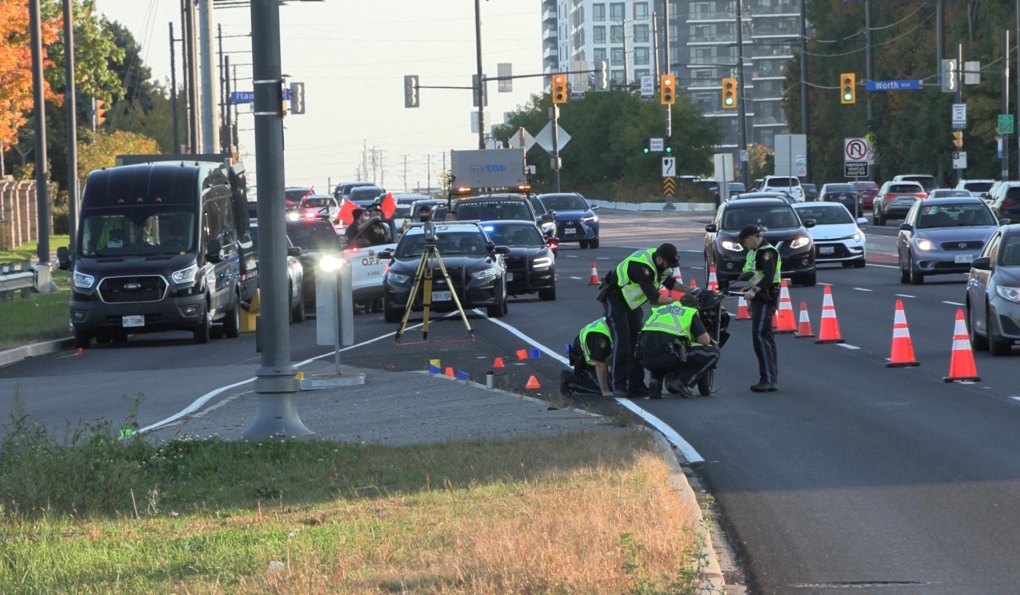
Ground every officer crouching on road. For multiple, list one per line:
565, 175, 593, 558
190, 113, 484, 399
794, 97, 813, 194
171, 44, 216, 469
597, 243, 683, 398
738, 224, 781, 392
562, 318, 614, 397
636, 302, 719, 398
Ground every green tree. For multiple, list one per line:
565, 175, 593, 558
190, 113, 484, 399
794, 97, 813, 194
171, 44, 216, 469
77, 129, 160, 186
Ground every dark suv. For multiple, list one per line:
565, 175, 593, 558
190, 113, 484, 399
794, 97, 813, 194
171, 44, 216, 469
285, 217, 344, 310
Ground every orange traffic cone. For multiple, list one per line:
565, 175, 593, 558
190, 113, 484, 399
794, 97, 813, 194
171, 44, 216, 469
444, 366, 455, 377
689, 278, 698, 290
707, 266, 719, 293
795, 302, 814, 338
673, 268, 684, 286
76, 347, 83, 356
736, 295, 750, 320
944, 309, 981, 382
887, 300, 919, 367
815, 286, 845, 344
773, 280, 797, 334
525, 375, 541, 390
493, 356, 505, 369
589, 262, 600, 285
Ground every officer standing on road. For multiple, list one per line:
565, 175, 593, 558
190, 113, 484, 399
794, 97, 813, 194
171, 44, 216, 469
597, 243, 682, 398
562, 318, 614, 397
636, 302, 719, 398
738, 224, 781, 392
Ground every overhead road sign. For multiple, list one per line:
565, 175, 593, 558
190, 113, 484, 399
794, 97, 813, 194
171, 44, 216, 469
865, 79, 921, 92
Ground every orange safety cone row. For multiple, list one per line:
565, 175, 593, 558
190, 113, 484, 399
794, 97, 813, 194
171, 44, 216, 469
707, 266, 719, 293
589, 262, 600, 285
795, 302, 814, 338
944, 309, 981, 382
736, 295, 750, 320
525, 375, 541, 390
815, 285, 845, 344
887, 300, 919, 368
773, 280, 797, 334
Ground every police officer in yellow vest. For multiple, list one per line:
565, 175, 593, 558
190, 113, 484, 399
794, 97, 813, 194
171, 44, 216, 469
637, 303, 719, 398
561, 318, 614, 397
597, 243, 683, 398
738, 224, 781, 392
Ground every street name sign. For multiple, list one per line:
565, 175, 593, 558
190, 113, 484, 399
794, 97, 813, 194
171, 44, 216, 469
865, 79, 921, 92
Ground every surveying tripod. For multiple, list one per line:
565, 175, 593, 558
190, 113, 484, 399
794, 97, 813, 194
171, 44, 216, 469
395, 223, 473, 343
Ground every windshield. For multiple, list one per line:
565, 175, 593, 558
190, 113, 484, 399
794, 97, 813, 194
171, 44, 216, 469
80, 212, 196, 257
349, 187, 383, 201
455, 201, 532, 221
766, 177, 797, 187
483, 223, 544, 246
285, 189, 309, 203
527, 197, 547, 216
285, 222, 341, 253
827, 185, 855, 193
540, 194, 588, 211
795, 206, 853, 225
1001, 235, 1020, 266
917, 203, 996, 228
396, 231, 489, 258
722, 206, 800, 230
964, 182, 994, 192
302, 197, 332, 209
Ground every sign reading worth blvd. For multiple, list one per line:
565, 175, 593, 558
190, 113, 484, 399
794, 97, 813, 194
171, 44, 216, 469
865, 79, 921, 91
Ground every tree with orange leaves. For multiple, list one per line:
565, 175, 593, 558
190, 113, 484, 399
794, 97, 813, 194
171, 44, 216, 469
0, 0, 60, 148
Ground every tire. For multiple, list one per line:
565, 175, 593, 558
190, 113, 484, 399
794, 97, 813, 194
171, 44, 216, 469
590, 239, 599, 249
697, 370, 713, 396
538, 283, 556, 301
799, 271, 817, 287
223, 296, 241, 338
899, 256, 910, 283
193, 310, 211, 344
579, 240, 589, 249
874, 210, 885, 226
908, 257, 924, 285
968, 304, 988, 351
74, 330, 92, 350
853, 258, 866, 268
290, 284, 306, 323
988, 308, 1012, 356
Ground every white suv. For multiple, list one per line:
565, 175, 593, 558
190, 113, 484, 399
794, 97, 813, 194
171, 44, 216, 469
761, 176, 806, 202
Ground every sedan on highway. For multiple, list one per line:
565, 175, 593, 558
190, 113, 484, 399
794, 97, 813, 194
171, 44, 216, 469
704, 197, 817, 290
897, 197, 999, 285
966, 223, 1020, 355
793, 202, 867, 267
536, 192, 600, 248
480, 220, 557, 301
380, 222, 510, 322
818, 182, 863, 217
249, 222, 305, 323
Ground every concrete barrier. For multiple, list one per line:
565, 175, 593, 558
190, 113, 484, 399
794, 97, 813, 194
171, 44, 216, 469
588, 200, 715, 212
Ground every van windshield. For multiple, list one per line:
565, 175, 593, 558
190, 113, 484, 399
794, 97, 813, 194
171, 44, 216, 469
80, 212, 196, 257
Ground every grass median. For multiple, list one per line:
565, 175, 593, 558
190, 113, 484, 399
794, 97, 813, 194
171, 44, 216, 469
0, 237, 72, 351
0, 397, 712, 594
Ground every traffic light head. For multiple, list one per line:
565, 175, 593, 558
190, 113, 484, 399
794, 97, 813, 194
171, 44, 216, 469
664, 136, 673, 153
404, 75, 419, 108
596, 60, 609, 91
95, 99, 106, 126
660, 74, 676, 105
952, 130, 964, 148
552, 74, 567, 104
642, 136, 650, 154
841, 73, 856, 104
721, 78, 737, 109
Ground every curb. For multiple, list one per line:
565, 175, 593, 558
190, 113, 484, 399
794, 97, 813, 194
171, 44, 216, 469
0, 337, 73, 369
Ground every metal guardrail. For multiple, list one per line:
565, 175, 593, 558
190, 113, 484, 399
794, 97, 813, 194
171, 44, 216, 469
0, 261, 35, 299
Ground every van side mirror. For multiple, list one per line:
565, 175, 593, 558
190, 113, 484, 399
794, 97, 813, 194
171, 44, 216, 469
56, 246, 71, 270
970, 256, 991, 270
705, 223, 718, 233
207, 238, 223, 263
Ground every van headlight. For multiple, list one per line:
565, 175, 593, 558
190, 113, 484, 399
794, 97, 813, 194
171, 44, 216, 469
721, 240, 744, 252
532, 256, 553, 269
170, 263, 199, 284
73, 269, 95, 289
789, 236, 810, 250
472, 267, 499, 280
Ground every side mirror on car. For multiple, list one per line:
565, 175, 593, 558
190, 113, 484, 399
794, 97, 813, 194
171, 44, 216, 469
899, 223, 913, 232
378, 249, 393, 260
999, 218, 1011, 226
493, 245, 511, 255
970, 256, 991, 270
705, 223, 718, 233
287, 246, 302, 257
802, 219, 816, 228
206, 238, 223, 263
590, 204, 600, 210
857, 217, 869, 226
56, 246, 71, 270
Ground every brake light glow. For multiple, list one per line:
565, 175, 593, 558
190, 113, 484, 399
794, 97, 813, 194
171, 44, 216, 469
916, 193, 927, 199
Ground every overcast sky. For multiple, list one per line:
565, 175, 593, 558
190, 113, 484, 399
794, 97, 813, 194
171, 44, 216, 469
93, 0, 544, 192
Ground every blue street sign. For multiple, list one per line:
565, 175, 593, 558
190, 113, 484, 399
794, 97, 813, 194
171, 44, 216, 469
865, 79, 922, 92
229, 89, 291, 104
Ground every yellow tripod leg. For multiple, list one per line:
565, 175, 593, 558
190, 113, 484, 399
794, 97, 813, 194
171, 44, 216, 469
421, 250, 435, 341
396, 249, 429, 343
433, 250, 474, 339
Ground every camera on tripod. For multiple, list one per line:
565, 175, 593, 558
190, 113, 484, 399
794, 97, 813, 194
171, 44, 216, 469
423, 220, 438, 244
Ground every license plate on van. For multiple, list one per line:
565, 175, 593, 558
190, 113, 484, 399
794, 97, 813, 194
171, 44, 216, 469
122, 315, 145, 328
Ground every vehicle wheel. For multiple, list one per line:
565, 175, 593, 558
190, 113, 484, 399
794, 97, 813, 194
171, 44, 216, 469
697, 370, 714, 396
590, 239, 599, 249
210, 324, 224, 339
908, 258, 924, 285
538, 283, 556, 301
579, 240, 589, 249
988, 308, 1012, 356
968, 304, 988, 351
799, 271, 817, 287
898, 256, 910, 283
224, 296, 241, 338
290, 284, 306, 323
193, 310, 211, 344
853, 258, 866, 268
874, 211, 885, 226
74, 330, 92, 350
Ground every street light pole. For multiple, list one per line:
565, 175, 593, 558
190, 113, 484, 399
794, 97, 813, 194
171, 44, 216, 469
63, 0, 79, 256
735, 0, 749, 187
29, 0, 50, 266
474, 0, 485, 149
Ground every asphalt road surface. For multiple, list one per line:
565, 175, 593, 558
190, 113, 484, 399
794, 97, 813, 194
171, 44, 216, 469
3, 209, 1019, 594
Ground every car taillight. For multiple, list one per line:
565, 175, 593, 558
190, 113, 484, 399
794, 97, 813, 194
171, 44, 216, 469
883, 193, 894, 200
1002, 198, 1018, 207
916, 193, 927, 199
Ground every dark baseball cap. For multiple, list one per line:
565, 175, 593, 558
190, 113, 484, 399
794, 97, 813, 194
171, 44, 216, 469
738, 224, 762, 242
655, 242, 680, 267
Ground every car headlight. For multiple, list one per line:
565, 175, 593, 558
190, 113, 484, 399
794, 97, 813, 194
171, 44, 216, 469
286, 211, 299, 221
915, 238, 936, 251
995, 285, 1020, 302
789, 236, 810, 249
853, 232, 863, 242
721, 240, 744, 252
386, 272, 410, 284
472, 267, 499, 281
319, 254, 345, 272
72, 269, 95, 289
582, 215, 598, 222
532, 256, 553, 269
170, 263, 199, 284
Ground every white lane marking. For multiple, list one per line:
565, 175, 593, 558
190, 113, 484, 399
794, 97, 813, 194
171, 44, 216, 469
481, 312, 705, 464
570, 276, 583, 280
895, 294, 915, 298
853, 287, 873, 292
942, 301, 965, 307
868, 263, 899, 270
1011, 397, 1020, 403
837, 344, 861, 350
564, 254, 578, 258
596, 257, 611, 260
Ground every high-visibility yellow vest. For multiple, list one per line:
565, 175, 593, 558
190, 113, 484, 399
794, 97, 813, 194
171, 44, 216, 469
614, 249, 672, 309
742, 244, 781, 287
579, 318, 611, 363
641, 304, 696, 342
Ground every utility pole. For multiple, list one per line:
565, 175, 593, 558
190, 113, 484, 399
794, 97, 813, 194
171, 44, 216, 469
63, 0, 79, 256
799, 0, 809, 182
427, 153, 431, 192
198, 0, 220, 154
652, 12, 660, 79
29, 0, 50, 267
245, 0, 311, 440
956, 42, 964, 184
170, 23, 180, 153
473, 0, 485, 149
379, 150, 385, 188
622, 18, 630, 85
224, 54, 233, 157
865, 0, 874, 127
735, 0, 749, 187
182, 0, 200, 153
663, 5, 675, 211
1004, 30, 1010, 180
403, 154, 408, 191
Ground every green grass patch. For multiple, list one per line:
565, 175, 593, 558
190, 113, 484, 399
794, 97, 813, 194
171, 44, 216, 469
0, 238, 72, 350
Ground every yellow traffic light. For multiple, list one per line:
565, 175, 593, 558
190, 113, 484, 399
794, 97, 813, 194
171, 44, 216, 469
95, 99, 106, 126
721, 77, 737, 110
552, 73, 568, 104
952, 130, 963, 148
660, 74, 676, 105
841, 73, 856, 104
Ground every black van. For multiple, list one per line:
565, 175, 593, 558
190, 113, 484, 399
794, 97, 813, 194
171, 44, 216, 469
58, 160, 257, 348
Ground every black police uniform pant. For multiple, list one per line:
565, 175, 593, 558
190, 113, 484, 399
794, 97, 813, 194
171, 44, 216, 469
640, 348, 720, 388
603, 292, 645, 391
567, 345, 604, 395
750, 299, 778, 384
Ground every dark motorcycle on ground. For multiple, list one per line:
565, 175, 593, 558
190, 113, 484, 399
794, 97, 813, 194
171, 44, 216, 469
663, 285, 732, 396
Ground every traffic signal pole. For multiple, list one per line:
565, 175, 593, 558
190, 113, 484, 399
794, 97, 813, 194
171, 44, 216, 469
663, 4, 675, 211
957, 42, 964, 183
474, 0, 485, 149
735, 0, 749, 187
